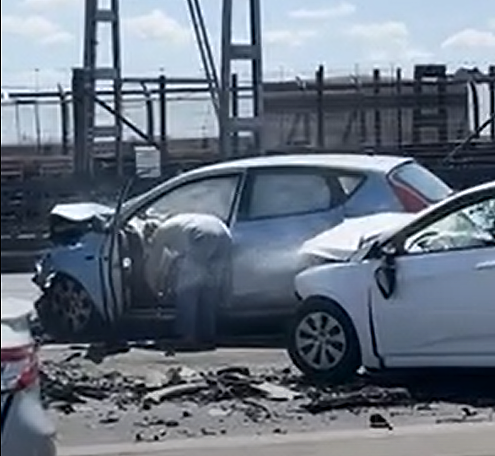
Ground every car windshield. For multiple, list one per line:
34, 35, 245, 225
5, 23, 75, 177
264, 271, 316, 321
405, 196, 495, 253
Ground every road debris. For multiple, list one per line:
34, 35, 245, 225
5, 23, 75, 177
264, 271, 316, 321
369, 413, 393, 430
38, 349, 495, 445
143, 382, 210, 406
251, 381, 302, 402
301, 387, 412, 414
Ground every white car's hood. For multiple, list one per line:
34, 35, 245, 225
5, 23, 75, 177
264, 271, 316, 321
300, 212, 415, 262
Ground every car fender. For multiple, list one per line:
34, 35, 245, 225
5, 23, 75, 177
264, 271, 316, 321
35, 232, 108, 321
295, 261, 381, 369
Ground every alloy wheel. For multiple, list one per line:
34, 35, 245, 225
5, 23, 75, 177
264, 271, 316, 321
295, 311, 347, 371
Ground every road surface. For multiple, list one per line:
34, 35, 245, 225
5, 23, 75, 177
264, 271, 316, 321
59, 423, 495, 456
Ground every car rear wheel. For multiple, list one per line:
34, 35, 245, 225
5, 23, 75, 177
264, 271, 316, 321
37, 276, 100, 341
287, 298, 361, 383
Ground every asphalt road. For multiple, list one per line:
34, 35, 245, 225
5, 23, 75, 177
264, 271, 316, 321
58, 423, 495, 456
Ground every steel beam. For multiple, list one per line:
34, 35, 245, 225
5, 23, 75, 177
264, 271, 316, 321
220, 0, 264, 159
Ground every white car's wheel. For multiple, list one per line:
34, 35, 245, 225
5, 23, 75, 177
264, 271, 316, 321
288, 298, 361, 383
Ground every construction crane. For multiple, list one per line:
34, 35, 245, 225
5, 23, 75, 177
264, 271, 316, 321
78, 0, 264, 177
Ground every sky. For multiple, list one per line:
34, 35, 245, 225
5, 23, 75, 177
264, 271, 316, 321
1, 0, 494, 89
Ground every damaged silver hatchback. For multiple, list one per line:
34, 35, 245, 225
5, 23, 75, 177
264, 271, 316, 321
32, 154, 452, 342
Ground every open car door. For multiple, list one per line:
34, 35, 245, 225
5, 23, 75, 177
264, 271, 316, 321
101, 180, 136, 324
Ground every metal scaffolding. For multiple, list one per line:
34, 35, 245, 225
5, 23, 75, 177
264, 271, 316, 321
76, 0, 123, 176
219, 0, 264, 159
78, 0, 265, 176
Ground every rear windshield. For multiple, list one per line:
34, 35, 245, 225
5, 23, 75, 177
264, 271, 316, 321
389, 162, 452, 203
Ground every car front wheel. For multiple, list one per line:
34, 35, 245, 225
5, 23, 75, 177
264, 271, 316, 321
36, 275, 101, 341
287, 298, 361, 383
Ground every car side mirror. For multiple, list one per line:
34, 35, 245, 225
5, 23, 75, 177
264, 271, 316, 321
379, 242, 397, 258
374, 245, 397, 300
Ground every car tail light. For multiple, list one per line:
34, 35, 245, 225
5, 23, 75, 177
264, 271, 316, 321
389, 180, 428, 213
1, 344, 39, 392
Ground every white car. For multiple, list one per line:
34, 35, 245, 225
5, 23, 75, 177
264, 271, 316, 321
288, 181, 495, 382
1, 299, 56, 456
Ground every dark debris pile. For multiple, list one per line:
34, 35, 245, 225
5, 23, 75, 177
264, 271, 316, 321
40, 356, 416, 416
39, 353, 495, 442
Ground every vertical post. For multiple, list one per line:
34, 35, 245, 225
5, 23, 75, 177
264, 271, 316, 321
396, 68, 403, 147
158, 75, 168, 173
34, 69, 42, 155
469, 80, 480, 138
438, 69, 448, 144
356, 72, 366, 146
316, 64, 325, 148
72, 68, 87, 176
83, 0, 96, 174
489, 66, 495, 141
14, 101, 21, 144
111, 0, 123, 177
373, 68, 382, 147
58, 84, 69, 156
140, 82, 154, 142
220, 0, 264, 159
219, 0, 232, 159
412, 66, 422, 145
82, 0, 123, 177
231, 73, 239, 156
249, 0, 264, 153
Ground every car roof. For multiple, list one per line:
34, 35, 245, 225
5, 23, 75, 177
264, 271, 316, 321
193, 154, 413, 175
453, 179, 495, 197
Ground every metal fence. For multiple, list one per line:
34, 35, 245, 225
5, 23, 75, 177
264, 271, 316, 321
2, 64, 495, 273
1, 93, 217, 146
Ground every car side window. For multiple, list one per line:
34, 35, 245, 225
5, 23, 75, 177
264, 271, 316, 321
145, 175, 240, 223
243, 170, 334, 220
337, 174, 364, 197
404, 197, 495, 255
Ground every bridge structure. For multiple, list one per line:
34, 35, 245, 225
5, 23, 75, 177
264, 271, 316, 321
76, 0, 263, 178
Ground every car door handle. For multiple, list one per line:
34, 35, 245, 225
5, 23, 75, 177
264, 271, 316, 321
476, 261, 495, 271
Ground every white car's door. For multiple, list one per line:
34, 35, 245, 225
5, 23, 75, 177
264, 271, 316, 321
372, 196, 495, 368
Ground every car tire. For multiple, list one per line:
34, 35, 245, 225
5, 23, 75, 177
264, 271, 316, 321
287, 297, 361, 384
36, 275, 101, 342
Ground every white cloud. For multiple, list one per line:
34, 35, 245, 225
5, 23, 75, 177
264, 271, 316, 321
347, 21, 409, 43
367, 48, 432, 63
442, 28, 495, 49
22, 0, 79, 9
1, 14, 72, 45
124, 9, 191, 45
489, 18, 495, 30
346, 21, 431, 64
289, 2, 356, 20
265, 29, 319, 47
